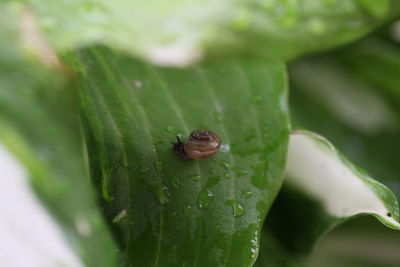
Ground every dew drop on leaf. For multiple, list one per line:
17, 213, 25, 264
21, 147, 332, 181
244, 129, 256, 141
170, 177, 180, 189
206, 176, 220, 188
112, 209, 128, 223
242, 190, 253, 199
227, 200, 245, 217
183, 205, 192, 217
233, 167, 249, 177
189, 174, 201, 181
198, 189, 214, 209
220, 160, 230, 170
148, 184, 169, 205
220, 144, 230, 153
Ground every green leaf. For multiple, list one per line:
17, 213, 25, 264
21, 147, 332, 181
65, 46, 290, 266
289, 32, 400, 197
14, 0, 400, 65
263, 131, 399, 258
273, 28, 400, 265
0, 6, 117, 266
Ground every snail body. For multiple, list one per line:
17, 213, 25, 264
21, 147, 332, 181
172, 129, 221, 160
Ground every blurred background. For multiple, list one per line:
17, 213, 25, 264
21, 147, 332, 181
287, 19, 400, 267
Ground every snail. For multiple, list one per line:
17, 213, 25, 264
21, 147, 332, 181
172, 129, 221, 160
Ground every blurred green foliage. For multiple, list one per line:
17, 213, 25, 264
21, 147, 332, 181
0, 1, 400, 267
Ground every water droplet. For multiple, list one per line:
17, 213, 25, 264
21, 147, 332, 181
220, 144, 230, 153
189, 174, 201, 181
148, 184, 169, 205
170, 177, 180, 189
209, 168, 216, 174
233, 167, 249, 177
242, 190, 253, 199
183, 205, 192, 217
251, 162, 267, 188
227, 200, 245, 217
250, 234, 259, 259
140, 166, 149, 173
165, 126, 174, 133
112, 209, 128, 223
206, 176, 220, 188
251, 95, 262, 104
245, 130, 256, 141
220, 160, 230, 170
154, 161, 163, 173
198, 189, 214, 209
224, 172, 231, 179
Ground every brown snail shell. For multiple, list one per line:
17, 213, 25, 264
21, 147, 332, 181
172, 129, 221, 160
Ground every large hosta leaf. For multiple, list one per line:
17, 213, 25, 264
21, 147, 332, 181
0, 7, 117, 266
289, 32, 400, 197
256, 28, 400, 266
277, 26, 400, 266
10, 0, 400, 66
65, 47, 289, 266
260, 131, 399, 262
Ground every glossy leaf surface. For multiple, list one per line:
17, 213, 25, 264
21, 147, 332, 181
66, 47, 290, 266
